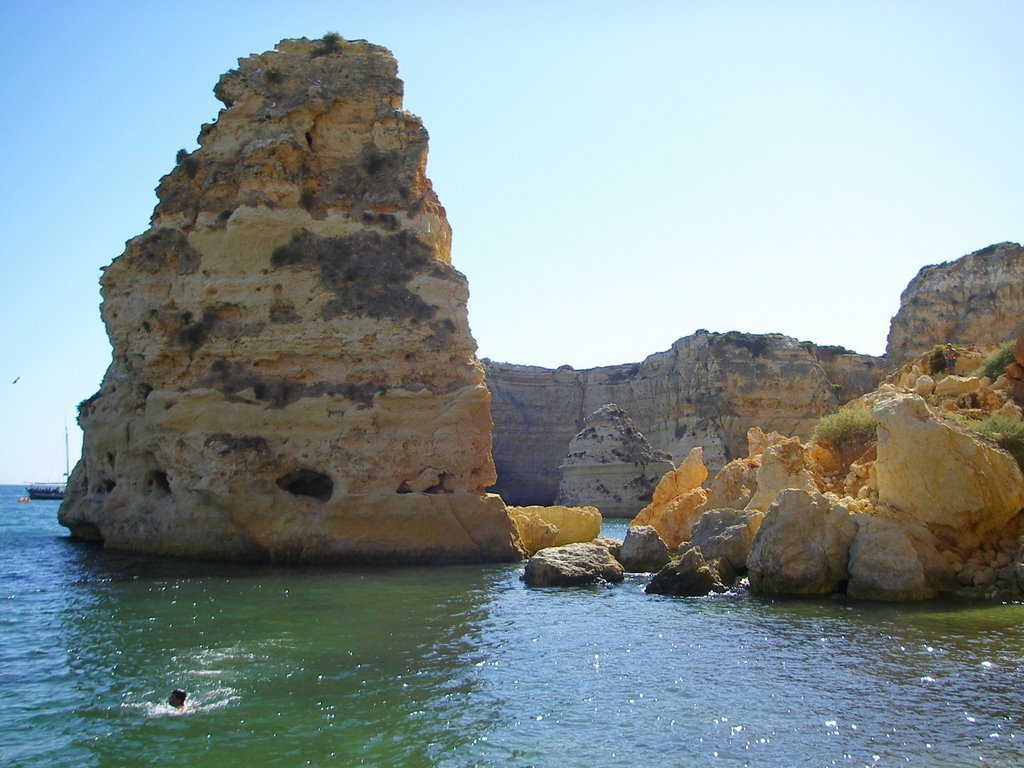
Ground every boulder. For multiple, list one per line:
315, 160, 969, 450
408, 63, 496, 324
593, 536, 623, 561
522, 542, 625, 587
747, 489, 857, 595
619, 525, 672, 572
554, 404, 674, 517
914, 375, 935, 397
704, 456, 760, 510
933, 375, 982, 398
509, 505, 602, 556
645, 546, 726, 597
689, 508, 764, 571
871, 394, 1024, 551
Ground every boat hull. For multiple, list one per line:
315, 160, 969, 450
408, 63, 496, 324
27, 485, 65, 501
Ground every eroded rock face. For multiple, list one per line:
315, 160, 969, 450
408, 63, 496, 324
59, 36, 521, 563
555, 404, 674, 517
886, 242, 1024, 367
486, 332, 883, 505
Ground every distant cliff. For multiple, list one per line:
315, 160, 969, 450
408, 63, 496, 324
485, 332, 885, 506
887, 242, 1024, 366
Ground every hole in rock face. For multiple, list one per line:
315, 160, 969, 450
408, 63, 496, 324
276, 469, 333, 502
147, 470, 171, 495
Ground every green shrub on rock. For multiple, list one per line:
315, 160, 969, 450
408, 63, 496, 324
971, 413, 1024, 472
971, 340, 1016, 381
812, 407, 878, 455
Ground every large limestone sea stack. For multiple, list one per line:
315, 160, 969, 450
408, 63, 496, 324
60, 36, 522, 563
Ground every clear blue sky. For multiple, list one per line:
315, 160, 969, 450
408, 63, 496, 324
1, 1, 1021, 483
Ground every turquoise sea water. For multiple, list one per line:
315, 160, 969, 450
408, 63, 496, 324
2, 484, 1024, 767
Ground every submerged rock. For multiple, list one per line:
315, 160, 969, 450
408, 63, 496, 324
59, 36, 522, 563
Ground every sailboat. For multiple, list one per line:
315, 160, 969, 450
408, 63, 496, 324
26, 423, 70, 501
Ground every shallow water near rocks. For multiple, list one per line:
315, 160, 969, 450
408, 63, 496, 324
2, 487, 1023, 767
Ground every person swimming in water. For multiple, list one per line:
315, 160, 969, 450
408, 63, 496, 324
168, 689, 187, 709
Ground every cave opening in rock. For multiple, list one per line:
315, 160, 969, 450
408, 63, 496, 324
147, 470, 171, 495
276, 469, 334, 502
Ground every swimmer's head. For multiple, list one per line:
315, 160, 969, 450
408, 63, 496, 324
168, 689, 187, 708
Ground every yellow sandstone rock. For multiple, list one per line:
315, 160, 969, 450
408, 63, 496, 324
632, 447, 710, 549
509, 505, 602, 556
871, 393, 1024, 552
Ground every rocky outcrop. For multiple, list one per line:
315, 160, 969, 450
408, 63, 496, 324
485, 332, 884, 505
554, 404, 674, 517
633, 360, 1024, 600
509, 505, 602, 556
742, 383, 1024, 600
744, 434, 820, 511
522, 542, 625, 587
886, 242, 1024, 366
59, 36, 522, 563
631, 430, 819, 552
631, 447, 710, 549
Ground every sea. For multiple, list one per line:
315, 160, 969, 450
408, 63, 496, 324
2, 483, 1023, 767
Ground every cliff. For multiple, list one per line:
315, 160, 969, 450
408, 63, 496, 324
59, 36, 521, 563
485, 332, 885, 506
886, 242, 1024, 366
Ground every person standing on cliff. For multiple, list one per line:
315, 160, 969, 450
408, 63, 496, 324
944, 343, 958, 374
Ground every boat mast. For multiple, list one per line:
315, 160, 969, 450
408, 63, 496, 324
64, 420, 70, 480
